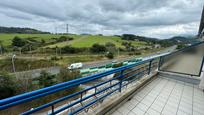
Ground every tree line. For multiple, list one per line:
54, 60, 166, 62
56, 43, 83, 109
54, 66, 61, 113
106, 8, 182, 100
0, 26, 50, 34
0, 68, 81, 99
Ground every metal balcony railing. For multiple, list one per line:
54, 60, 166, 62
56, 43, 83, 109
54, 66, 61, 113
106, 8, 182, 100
0, 57, 160, 115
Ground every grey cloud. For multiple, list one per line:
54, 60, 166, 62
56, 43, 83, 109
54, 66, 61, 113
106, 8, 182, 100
0, 0, 67, 21
0, 0, 203, 38
99, 0, 170, 13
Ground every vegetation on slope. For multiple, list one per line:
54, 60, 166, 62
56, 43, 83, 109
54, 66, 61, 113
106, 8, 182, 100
0, 26, 50, 34
0, 58, 55, 72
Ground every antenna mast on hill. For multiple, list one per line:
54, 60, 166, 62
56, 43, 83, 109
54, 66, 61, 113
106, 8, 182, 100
66, 24, 69, 35
55, 26, 57, 34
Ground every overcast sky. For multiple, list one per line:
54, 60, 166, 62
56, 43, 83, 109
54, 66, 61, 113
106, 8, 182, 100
0, 0, 203, 39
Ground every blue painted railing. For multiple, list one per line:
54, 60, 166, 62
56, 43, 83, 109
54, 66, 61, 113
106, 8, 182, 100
0, 57, 160, 115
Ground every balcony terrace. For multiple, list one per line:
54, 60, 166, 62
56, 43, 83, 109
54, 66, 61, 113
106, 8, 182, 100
0, 42, 203, 115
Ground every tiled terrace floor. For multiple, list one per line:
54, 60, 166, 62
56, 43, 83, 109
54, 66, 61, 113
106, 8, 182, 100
112, 77, 204, 115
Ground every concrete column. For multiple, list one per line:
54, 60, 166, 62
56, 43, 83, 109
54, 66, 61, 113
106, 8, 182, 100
199, 65, 204, 90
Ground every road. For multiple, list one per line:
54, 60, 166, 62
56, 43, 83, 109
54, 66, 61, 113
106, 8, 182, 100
13, 45, 177, 78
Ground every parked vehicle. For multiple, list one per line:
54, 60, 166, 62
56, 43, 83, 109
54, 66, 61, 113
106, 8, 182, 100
112, 60, 118, 64
68, 63, 83, 70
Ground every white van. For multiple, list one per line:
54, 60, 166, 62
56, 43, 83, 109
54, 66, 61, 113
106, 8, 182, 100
68, 63, 83, 70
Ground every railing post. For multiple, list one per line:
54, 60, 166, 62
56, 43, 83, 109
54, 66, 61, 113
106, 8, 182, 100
80, 92, 83, 101
94, 86, 97, 94
148, 60, 153, 75
119, 70, 124, 92
51, 105, 54, 115
158, 56, 162, 70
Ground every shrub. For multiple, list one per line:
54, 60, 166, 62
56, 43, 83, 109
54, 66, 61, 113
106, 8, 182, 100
135, 52, 142, 55
41, 39, 45, 44
61, 46, 78, 53
37, 70, 56, 88
51, 56, 60, 61
58, 68, 81, 82
105, 42, 115, 47
0, 72, 16, 99
12, 36, 27, 47
57, 36, 73, 42
60, 46, 87, 54
176, 44, 186, 49
90, 43, 107, 53
106, 52, 114, 59
105, 42, 116, 52
21, 45, 37, 52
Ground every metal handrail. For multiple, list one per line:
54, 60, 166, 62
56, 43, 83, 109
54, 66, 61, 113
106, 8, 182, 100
0, 56, 161, 115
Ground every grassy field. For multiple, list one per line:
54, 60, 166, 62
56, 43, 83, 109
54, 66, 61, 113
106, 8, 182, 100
0, 34, 79, 46
46, 35, 147, 48
0, 34, 147, 48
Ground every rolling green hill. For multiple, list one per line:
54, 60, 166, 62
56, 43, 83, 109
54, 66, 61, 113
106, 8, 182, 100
46, 35, 147, 48
0, 34, 147, 48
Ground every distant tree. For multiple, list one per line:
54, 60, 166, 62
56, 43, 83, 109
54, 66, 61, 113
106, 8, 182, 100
122, 34, 159, 43
0, 72, 16, 99
15, 74, 34, 93
58, 68, 80, 82
12, 36, 26, 47
61, 46, 77, 53
0, 26, 50, 34
159, 40, 173, 47
0, 40, 2, 45
90, 43, 107, 53
56, 36, 73, 42
176, 44, 186, 49
106, 52, 114, 59
135, 52, 142, 55
57, 68, 81, 95
105, 42, 116, 52
105, 42, 115, 47
0, 40, 5, 54
38, 70, 56, 88
41, 39, 45, 44
121, 42, 134, 51
121, 41, 131, 47
60, 46, 86, 54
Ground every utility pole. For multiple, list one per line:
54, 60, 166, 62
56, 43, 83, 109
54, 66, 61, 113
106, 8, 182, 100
55, 27, 58, 34
66, 24, 69, 34
12, 54, 16, 73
